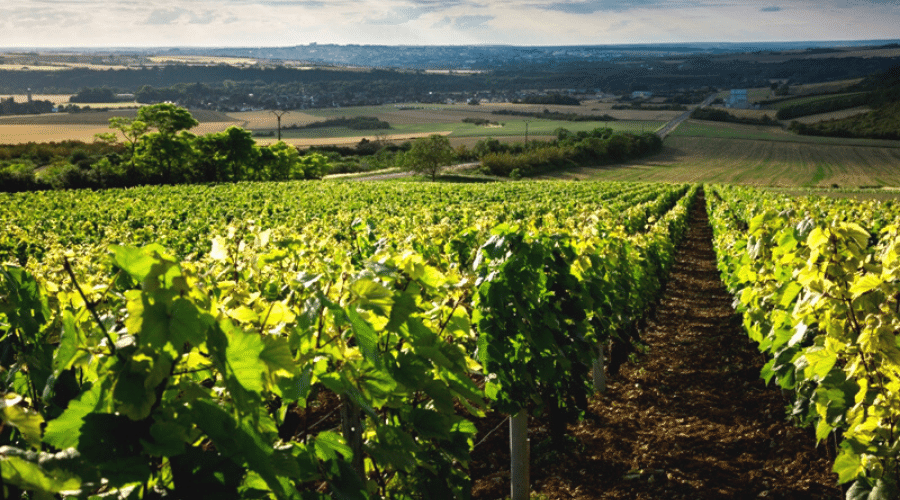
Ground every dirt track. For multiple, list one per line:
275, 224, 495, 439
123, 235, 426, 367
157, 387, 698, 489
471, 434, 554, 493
470, 191, 841, 499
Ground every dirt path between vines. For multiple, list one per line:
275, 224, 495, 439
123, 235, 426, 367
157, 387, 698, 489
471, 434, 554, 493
470, 191, 841, 499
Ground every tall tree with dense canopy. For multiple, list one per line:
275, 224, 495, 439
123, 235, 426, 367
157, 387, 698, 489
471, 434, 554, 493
402, 134, 455, 181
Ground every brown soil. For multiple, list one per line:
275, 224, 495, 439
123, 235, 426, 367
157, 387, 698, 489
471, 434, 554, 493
469, 192, 841, 500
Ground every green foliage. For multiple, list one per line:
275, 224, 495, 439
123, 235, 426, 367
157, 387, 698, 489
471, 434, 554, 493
401, 134, 455, 181
789, 101, 900, 141
708, 185, 900, 496
290, 116, 391, 131
1, 180, 697, 498
69, 87, 118, 104
516, 94, 581, 106
479, 128, 663, 178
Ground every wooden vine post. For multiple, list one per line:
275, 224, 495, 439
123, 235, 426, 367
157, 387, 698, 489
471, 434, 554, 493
340, 395, 365, 479
593, 343, 607, 393
510, 411, 530, 500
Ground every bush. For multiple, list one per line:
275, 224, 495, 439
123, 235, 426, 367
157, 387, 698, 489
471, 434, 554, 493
0, 163, 42, 192
479, 130, 662, 178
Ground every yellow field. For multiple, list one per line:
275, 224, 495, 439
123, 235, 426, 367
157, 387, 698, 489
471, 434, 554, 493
226, 111, 327, 129
146, 55, 259, 66
0, 109, 236, 126
1, 95, 139, 108
2, 94, 72, 105
0, 109, 237, 144
547, 136, 900, 188
0, 122, 236, 144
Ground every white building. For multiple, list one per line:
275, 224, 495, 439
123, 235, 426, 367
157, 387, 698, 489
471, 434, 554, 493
726, 89, 749, 109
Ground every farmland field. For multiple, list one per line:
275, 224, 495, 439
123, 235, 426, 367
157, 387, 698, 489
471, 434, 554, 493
766, 91, 868, 110
671, 119, 900, 147
0, 101, 670, 147
547, 135, 900, 188
790, 106, 872, 124
0, 109, 239, 143
232, 102, 667, 147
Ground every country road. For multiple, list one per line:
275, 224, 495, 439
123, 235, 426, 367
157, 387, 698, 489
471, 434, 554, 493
656, 93, 718, 138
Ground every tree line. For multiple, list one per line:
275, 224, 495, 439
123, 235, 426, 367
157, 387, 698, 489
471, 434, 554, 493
0, 97, 54, 116
0, 104, 328, 192
460, 128, 663, 178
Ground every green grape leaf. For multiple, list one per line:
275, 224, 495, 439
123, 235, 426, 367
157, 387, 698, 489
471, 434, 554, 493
313, 431, 352, 463
0, 455, 81, 494
849, 274, 882, 297
260, 335, 298, 377
43, 382, 103, 450
1, 404, 45, 448
834, 449, 863, 484
111, 245, 157, 282
222, 322, 266, 393
191, 399, 284, 498
347, 306, 381, 369
169, 298, 207, 347
140, 421, 187, 457
113, 369, 156, 421
349, 278, 393, 317
52, 311, 84, 376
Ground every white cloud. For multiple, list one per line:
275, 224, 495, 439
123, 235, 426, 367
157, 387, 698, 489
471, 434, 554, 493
0, 0, 897, 47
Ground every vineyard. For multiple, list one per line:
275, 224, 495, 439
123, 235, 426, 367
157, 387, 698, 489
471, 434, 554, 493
3, 179, 900, 498
708, 186, 900, 498
0, 180, 695, 498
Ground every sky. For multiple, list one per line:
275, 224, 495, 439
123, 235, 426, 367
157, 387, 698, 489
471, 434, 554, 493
1, 0, 899, 48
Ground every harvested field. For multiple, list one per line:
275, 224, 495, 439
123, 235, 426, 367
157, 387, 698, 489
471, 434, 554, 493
0, 109, 237, 126
0, 122, 234, 144
226, 110, 326, 129
671, 119, 900, 147
2, 94, 73, 105
546, 136, 900, 188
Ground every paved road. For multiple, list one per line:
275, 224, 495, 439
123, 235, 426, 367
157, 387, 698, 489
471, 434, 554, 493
656, 93, 718, 139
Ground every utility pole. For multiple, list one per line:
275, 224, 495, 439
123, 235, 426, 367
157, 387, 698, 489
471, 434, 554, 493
524, 120, 529, 145
271, 110, 289, 141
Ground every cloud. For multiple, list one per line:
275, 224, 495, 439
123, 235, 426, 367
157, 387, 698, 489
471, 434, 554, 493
145, 8, 187, 25
760, 6, 781, 12
255, 1, 327, 6
366, 1, 465, 26
453, 15, 493, 29
535, 0, 712, 15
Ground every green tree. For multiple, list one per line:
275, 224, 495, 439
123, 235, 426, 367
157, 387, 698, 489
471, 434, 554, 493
95, 117, 149, 170
96, 103, 198, 176
133, 131, 196, 182
131, 104, 199, 183
296, 151, 329, 179
402, 134, 454, 181
193, 127, 258, 182
136, 103, 198, 136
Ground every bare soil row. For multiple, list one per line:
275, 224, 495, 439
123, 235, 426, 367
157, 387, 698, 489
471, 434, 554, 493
469, 192, 841, 499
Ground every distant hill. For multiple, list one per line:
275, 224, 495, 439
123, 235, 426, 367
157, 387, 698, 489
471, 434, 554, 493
789, 66, 900, 140
129, 42, 900, 71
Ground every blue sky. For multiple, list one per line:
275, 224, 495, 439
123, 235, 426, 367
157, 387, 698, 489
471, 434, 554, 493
1, 0, 899, 47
